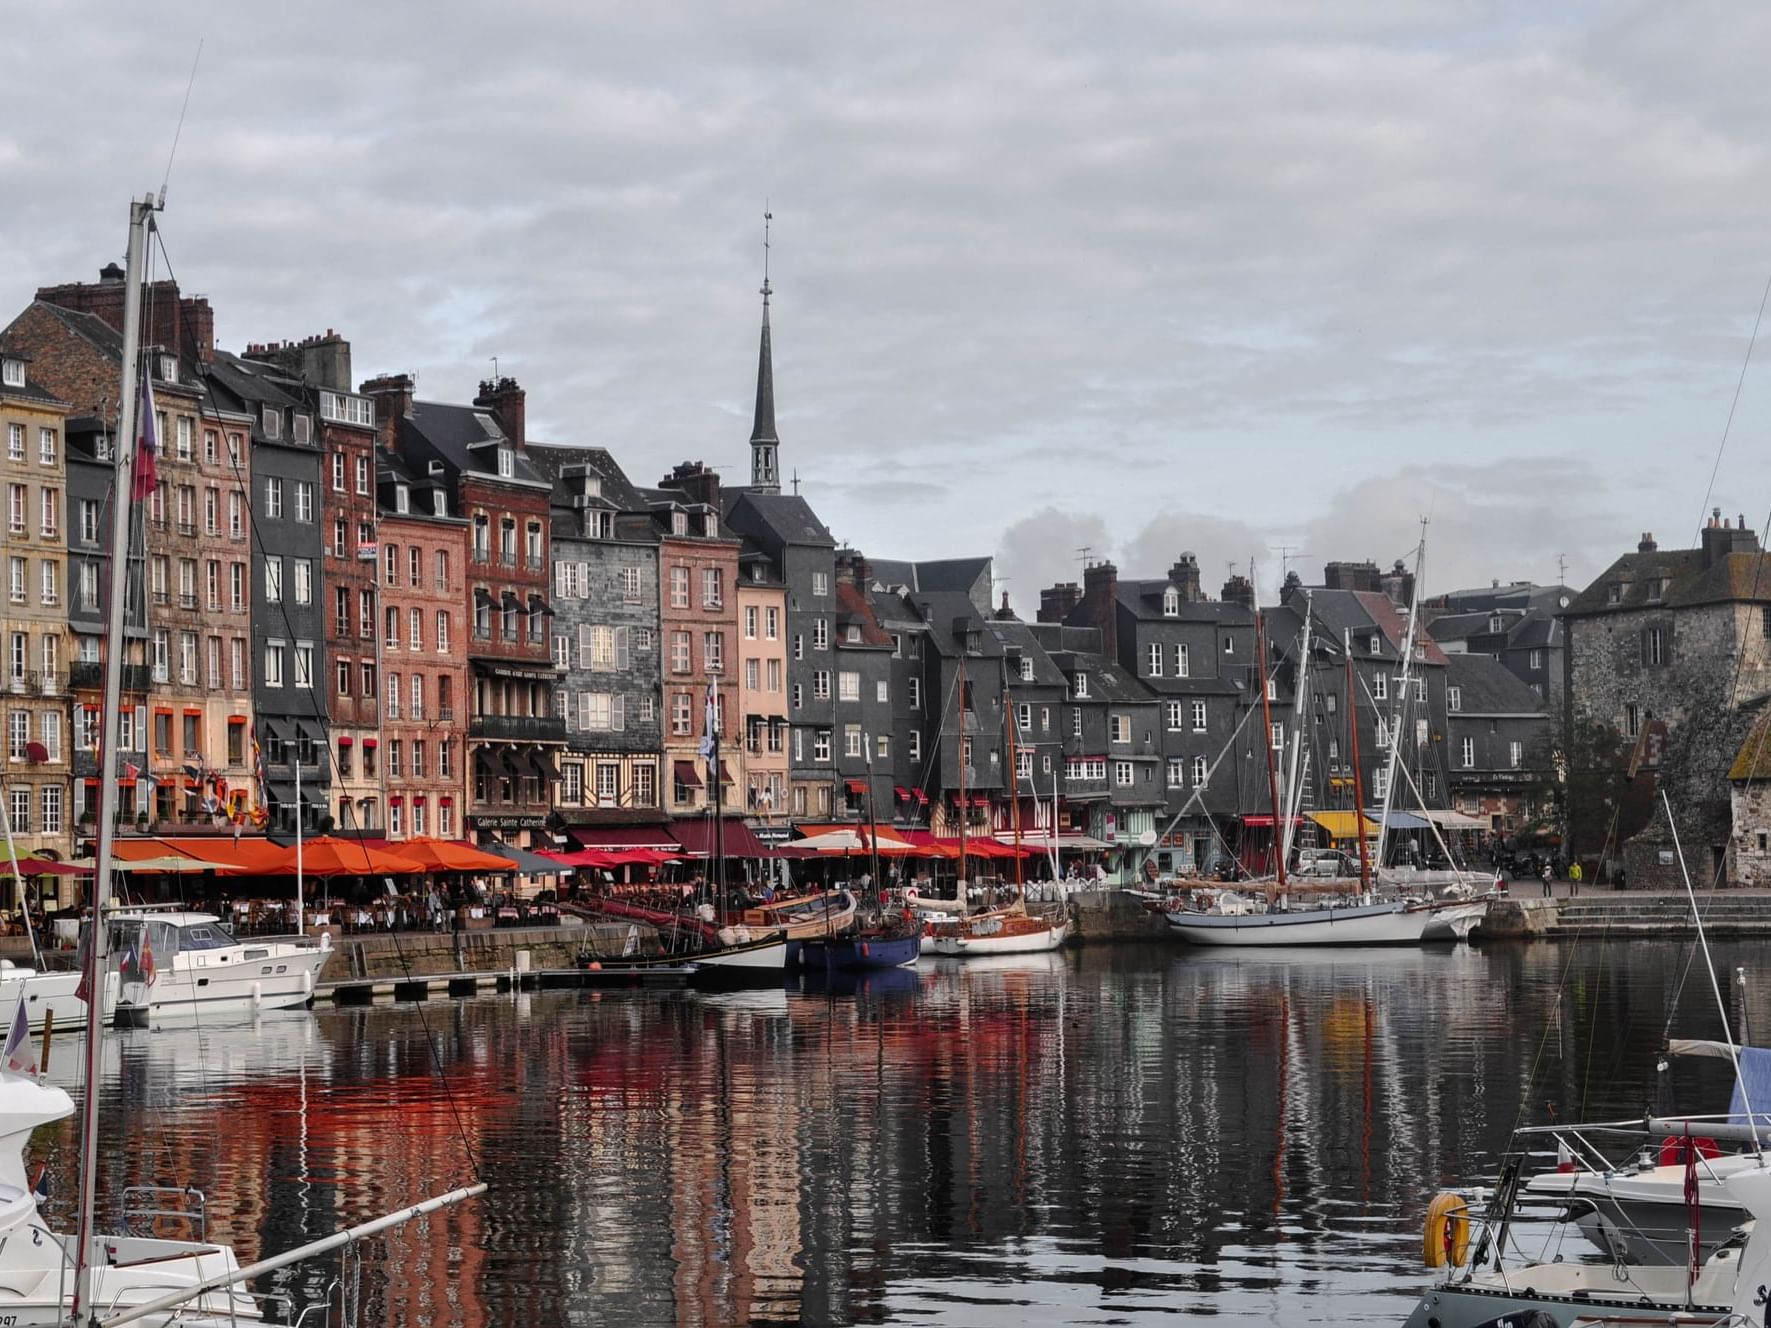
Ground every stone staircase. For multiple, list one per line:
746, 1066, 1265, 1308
1543, 894, 1771, 938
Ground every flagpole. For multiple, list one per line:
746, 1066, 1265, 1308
74, 192, 157, 1327
295, 741, 303, 934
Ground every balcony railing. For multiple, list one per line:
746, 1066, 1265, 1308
179, 593, 198, 610
70, 662, 153, 692
470, 714, 566, 742
437, 705, 454, 722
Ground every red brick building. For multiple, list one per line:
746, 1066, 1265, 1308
363, 374, 560, 851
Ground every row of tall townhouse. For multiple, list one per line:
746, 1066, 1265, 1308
1, 255, 1564, 885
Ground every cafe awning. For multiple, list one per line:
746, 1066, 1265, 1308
1367, 808, 1432, 831
671, 817, 770, 859
568, 826, 683, 852
845, 779, 867, 795
529, 748, 560, 783
672, 760, 702, 788
1307, 811, 1381, 839
1420, 808, 1492, 830
480, 841, 564, 874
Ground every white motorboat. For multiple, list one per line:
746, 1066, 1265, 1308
106, 911, 330, 1025
1165, 893, 1487, 946
0, 962, 118, 1033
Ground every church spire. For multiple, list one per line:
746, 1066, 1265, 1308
749, 206, 780, 494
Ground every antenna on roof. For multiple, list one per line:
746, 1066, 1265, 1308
159, 39, 203, 208
490, 356, 499, 381
1557, 552, 1568, 586
791, 468, 800, 496
1077, 546, 1092, 569
1277, 545, 1306, 582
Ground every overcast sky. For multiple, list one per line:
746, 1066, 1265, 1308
7, 2, 1771, 609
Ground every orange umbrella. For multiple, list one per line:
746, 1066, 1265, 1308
259, 836, 424, 877
397, 837, 520, 873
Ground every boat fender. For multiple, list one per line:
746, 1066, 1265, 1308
251, 980, 263, 1009
1422, 1192, 1469, 1268
1658, 1135, 1720, 1167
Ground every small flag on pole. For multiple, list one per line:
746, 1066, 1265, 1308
3, 999, 37, 1077
131, 371, 159, 503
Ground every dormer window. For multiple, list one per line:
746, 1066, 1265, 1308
158, 354, 177, 382
432, 490, 447, 518
582, 510, 613, 539
670, 511, 688, 537
1162, 588, 1180, 617
1489, 615, 1504, 633
291, 414, 311, 445
1609, 582, 1627, 604
704, 512, 719, 538
1020, 657, 1034, 682
1646, 578, 1665, 603
1448, 686, 1462, 712
581, 476, 602, 499
261, 406, 281, 440
845, 624, 861, 644
394, 484, 410, 515
1368, 633, 1381, 654
0, 360, 23, 388
496, 447, 514, 479
1073, 672, 1089, 698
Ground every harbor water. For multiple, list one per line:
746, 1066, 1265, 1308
35, 939, 1754, 1326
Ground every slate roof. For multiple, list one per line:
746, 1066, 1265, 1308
869, 556, 991, 595
0, 375, 69, 409
986, 619, 1068, 687
28, 301, 125, 361
1446, 654, 1545, 716
912, 590, 1004, 659
1567, 548, 1771, 616
1425, 611, 1498, 646
396, 399, 549, 487
722, 489, 834, 551
207, 350, 304, 413
1295, 588, 1449, 665
834, 581, 893, 648
1116, 579, 1255, 625
527, 443, 649, 512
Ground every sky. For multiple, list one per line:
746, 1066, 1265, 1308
7, 2, 1771, 610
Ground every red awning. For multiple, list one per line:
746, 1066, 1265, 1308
845, 779, 867, 794
718, 760, 734, 784
670, 817, 771, 859
912, 789, 928, 804
337, 735, 353, 746
894, 786, 911, 800
363, 737, 378, 748
567, 826, 683, 852
673, 760, 703, 788
1240, 814, 1305, 827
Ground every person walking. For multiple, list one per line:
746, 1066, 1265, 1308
1569, 861, 1583, 897
1541, 862, 1554, 898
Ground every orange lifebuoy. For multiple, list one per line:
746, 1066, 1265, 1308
1423, 1192, 1469, 1268
1658, 1135, 1720, 1167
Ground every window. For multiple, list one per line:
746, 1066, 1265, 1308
354, 455, 370, 495
497, 447, 514, 479
670, 631, 691, 674
151, 630, 168, 682
0, 363, 20, 390
409, 608, 423, 651
293, 559, 312, 606
264, 477, 283, 518
7, 787, 25, 834
179, 631, 197, 685
1146, 643, 1163, 676
1448, 687, 1462, 712
229, 563, 246, 612
908, 730, 921, 761
175, 416, 192, 461
1509, 740, 1522, 769
1115, 760, 1134, 787
744, 606, 758, 639
1270, 721, 1284, 751
264, 557, 283, 603
1162, 588, 1179, 617
793, 634, 804, 661
844, 725, 863, 758
1413, 676, 1425, 702
765, 606, 779, 639
294, 481, 314, 523
1625, 702, 1641, 738
40, 785, 61, 835
701, 568, 722, 609
1019, 656, 1034, 682
812, 670, 831, 701
670, 566, 690, 609
812, 571, 829, 597
435, 611, 450, 655
1072, 672, 1089, 699
38, 560, 56, 607
768, 658, 782, 692
228, 491, 244, 540
1529, 648, 1544, 670
39, 487, 57, 538
1164, 701, 1185, 731
838, 671, 861, 702
410, 674, 425, 719
813, 730, 831, 762
230, 639, 245, 689
1373, 673, 1388, 701
1191, 701, 1207, 732
1375, 717, 1391, 748
1223, 635, 1234, 655
5, 558, 19, 604
1111, 714, 1130, 743
703, 632, 723, 671
264, 641, 285, 688
1072, 708, 1083, 739
1167, 757, 1185, 788
908, 677, 920, 709
812, 618, 829, 651
386, 672, 401, 719
294, 642, 313, 688
1461, 736, 1475, 768
1642, 627, 1667, 667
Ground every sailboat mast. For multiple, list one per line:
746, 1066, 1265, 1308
1255, 612, 1287, 890
74, 193, 155, 1326
1345, 630, 1372, 891
863, 730, 881, 913
956, 652, 968, 915
1375, 522, 1427, 873
1004, 661, 1024, 899
1279, 592, 1313, 870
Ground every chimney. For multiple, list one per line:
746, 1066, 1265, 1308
178, 297, 216, 367
1168, 553, 1202, 603
994, 590, 1017, 621
1038, 582, 1081, 624
663, 460, 721, 510
38, 271, 185, 353
1080, 560, 1120, 658
1700, 503, 1761, 568
1220, 573, 1255, 610
98, 262, 124, 284
360, 373, 415, 453
1323, 560, 1381, 593
1380, 558, 1415, 609
474, 376, 526, 451
1638, 532, 1657, 553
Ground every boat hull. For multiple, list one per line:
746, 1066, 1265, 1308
1403, 1280, 1729, 1328
800, 933, 921, 970
1166, 899, 1483, 947
691, 935, 789, 988
927, 919, 1069, 957
0, 969, 118, 1033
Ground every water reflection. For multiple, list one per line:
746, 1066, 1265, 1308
29, 940, 1760, 1325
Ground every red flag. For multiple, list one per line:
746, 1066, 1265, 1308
130, 371, 158, 503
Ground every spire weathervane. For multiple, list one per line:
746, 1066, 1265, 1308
749, 203, 781, 493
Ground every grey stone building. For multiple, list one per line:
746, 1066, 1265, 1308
1564, 514, 1771, 886
1424, 580, 1571, 704
528, 444, 664, 831
208, 351, 329, 834
866, 581, 934, 828
830, 550, 896, 823
988, 609, 1069, 849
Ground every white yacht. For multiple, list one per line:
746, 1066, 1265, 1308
0, 961, 118, 1033
107, 911, 330, 1025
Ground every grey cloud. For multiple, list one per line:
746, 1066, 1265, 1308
996, 508, 1115, 616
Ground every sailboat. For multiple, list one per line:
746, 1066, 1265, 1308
799, 753, 920, 970
923, 656, 1068, 957
1167, 542, 1489, 947
0, 193, 484, 1328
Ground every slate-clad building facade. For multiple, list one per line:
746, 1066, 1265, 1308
529, 444, 663, 822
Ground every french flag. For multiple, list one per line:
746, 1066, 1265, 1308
130, 372, 158, 503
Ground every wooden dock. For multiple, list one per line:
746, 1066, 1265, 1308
319, 964, 696, 1005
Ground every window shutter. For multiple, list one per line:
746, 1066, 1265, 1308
577, 693, 592, 730
578, 562, 590, 598
559, 690, 572, 729
135, 706, 147, 740
612, 695, 625, 732
615, 626, 631, 670
555, 562, 567, 597
577, 624, 591, 668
